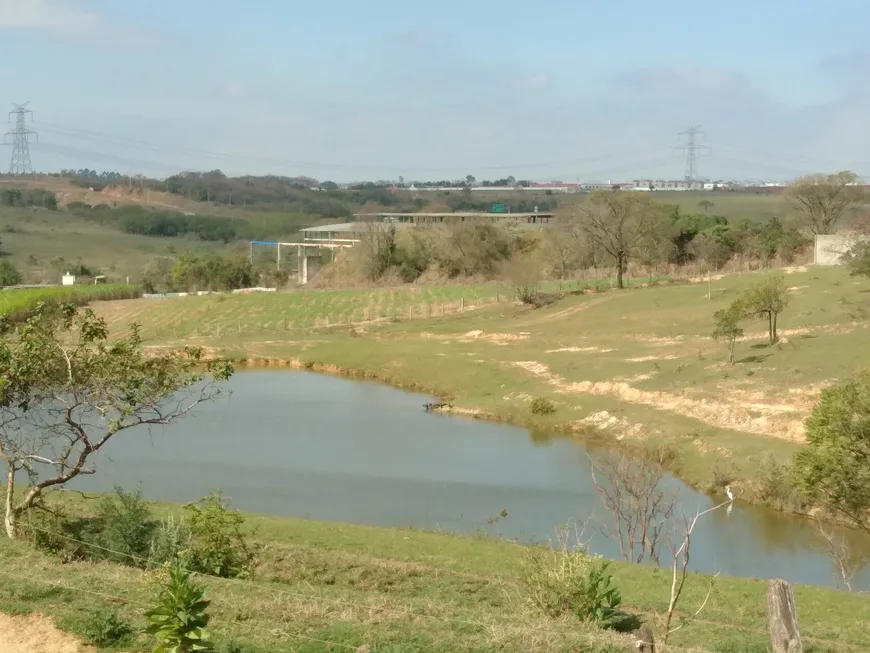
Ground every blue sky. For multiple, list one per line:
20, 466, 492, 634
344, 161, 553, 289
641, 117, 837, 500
1, 0, 869, 182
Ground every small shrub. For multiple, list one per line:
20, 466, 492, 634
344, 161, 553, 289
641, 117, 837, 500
520, 546, 621, 624
66, 608, 133, 647
185, 491, 256, 578
530, 397, 556, 416
95, 485, 156, 567
710, 462, 737, 490
0, 260, 23, 286
757, 454, 809, 512
149, 514, 194, 569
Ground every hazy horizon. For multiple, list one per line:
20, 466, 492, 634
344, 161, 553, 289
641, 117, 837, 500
2, 0, 870, 182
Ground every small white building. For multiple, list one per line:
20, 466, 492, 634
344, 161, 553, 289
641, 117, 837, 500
62, 272, 75, 286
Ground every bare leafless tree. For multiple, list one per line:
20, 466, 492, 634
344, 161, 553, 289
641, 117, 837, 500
575, 191, 670, 288
785, 171, 866, 235
588, 446, 677, 566
504, 256, 543, 305
661, 499, 731, 643
815, 517, 868, 592
357, 219, 397, 281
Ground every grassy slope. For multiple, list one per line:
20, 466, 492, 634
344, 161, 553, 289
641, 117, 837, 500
93, 266, 870, 503
1, 503, 868, 653
0, 207, 245, 282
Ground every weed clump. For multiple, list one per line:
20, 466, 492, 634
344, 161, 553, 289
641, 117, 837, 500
520, 545, 621, 624
64, 608, 133, 647
530, 397, 556, 416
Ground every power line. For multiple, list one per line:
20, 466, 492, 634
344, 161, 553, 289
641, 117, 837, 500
6, 102, 38, 175
674, 125, 710, 183
38, 120, 673, 174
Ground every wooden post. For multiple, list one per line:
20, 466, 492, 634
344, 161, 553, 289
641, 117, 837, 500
460, 297, 464, 312
767, 579, 803, 653
632, 623, 655, 652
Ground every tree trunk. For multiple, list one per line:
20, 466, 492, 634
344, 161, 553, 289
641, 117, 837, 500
773, 312, 778, 343
767, 579, 803, 653
768, 312, 774, 345
616, 254, 624, 289
5, 466, 16, 539
728, 341, 735, 365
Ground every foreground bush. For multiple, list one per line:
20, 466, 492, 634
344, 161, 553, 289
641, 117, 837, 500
184, 491, 256, 578
520, 545, 621, 624
23, 488, 254, 579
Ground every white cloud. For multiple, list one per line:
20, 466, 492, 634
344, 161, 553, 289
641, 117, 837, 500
0, 0, 106, 36
0, 0, 152, 42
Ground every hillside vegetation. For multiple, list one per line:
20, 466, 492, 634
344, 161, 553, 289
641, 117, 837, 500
94, 265, 869, 508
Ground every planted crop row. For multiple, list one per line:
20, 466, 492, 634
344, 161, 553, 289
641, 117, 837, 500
0, 284, 142, 322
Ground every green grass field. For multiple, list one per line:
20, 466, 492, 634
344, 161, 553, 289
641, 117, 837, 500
0, 284, 141, 321
95, 276, 659, 340
92, 265, 870, 508
0, 207, 243, 283
1, 497, 867, 652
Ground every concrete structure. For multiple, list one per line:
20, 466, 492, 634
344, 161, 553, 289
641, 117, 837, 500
250, 231, 358, 286
353, 211, 553, 224
813, 234, 869, 266
61, 272, 75, 286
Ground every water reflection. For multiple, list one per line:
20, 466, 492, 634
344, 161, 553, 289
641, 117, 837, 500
68, 370, 870, 591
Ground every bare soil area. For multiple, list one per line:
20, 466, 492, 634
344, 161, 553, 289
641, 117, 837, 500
0, 613, 94, 653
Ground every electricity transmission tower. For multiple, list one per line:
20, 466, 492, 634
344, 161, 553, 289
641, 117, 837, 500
674, 125, 710, 183
6, 102, 37, 175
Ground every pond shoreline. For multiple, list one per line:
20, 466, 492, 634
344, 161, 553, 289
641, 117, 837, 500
213, 354, 821, 520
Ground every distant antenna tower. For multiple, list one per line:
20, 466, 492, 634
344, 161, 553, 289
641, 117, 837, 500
6, 102, 37, 175
674, 125, 710, 183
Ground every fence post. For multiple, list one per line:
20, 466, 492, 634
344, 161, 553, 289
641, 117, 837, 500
460, 297, 464, 312
767, 579, 803, 653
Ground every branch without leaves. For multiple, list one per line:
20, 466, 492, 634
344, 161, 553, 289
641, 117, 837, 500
588, 446, 676, 566
662, 498, 731, 643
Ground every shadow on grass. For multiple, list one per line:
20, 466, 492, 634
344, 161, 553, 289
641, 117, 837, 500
609, 611, 643, 633
737, 354, 773, 364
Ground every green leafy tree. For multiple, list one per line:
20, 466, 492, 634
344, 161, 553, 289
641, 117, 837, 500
785, 170, 866, 235
0, 260, 23, 287
0, 304, 233, 539
145, 560, 213, 652
712, 301, 745, 364
742, 275, 789, 345
169, 253, 254, 292
793, 371, 870, 532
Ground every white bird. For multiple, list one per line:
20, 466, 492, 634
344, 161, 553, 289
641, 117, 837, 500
726, 486, 734, 501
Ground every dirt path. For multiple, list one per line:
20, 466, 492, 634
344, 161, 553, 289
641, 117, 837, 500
516, 293, 619, 325
0, 613, 94, 653
512, 360, 807, 441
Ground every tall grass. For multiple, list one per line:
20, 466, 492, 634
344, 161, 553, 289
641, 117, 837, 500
0, 284, 141, 322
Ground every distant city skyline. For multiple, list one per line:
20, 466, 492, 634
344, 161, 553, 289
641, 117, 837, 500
2, 0, 870, 181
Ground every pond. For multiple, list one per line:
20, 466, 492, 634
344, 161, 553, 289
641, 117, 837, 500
71, 370, 870, 590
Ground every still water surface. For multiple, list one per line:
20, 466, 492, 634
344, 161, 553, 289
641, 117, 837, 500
71, 370, 870, 590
